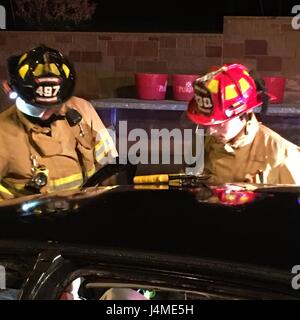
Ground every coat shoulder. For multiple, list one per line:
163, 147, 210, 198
258, 124, 300, 165
0, 105, 21, 134
65, 96, 98, 122
66, 96, 94, 112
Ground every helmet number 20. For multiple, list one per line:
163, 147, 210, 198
36, 85, 60, 97
195, 96, 213, 109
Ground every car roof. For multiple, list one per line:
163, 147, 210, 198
0, 184, 299, 271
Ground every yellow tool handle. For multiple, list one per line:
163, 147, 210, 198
133, 174, 169, 184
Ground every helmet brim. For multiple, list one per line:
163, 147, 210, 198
16, 97, 47, 118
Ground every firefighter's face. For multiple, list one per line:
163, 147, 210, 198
206, 116, 246, 144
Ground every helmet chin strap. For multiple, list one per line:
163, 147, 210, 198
16, 97, 47, 118
240, 112, 253, 135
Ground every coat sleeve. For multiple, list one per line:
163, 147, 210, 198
86, 101, 118, 166
0, 149, 14, 200
278, 146, 300, 185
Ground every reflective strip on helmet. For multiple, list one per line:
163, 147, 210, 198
62, 64, 70, 78
232, 101, 242, 107
50, 63, 61, 76
36, 96, 58, 103
243, 70, 250, 77
18, 53, 28, 65
239, 78, 250, 94
18, 64, 29, 79
35, 77, 61, 84
33, 64, 44, 77
33, 64, 61, 77
225, 84, 238, 100
207, 79, 219, 94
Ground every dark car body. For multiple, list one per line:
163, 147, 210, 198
0, 183, 300, 299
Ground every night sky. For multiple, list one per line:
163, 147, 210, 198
94, 0, 297, 32
1, 0, 298, 32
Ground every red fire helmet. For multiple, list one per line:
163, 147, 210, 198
187, 63, 274, 126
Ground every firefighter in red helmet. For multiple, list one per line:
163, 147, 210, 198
0, 45, 117, 200
187, 63, 300, 185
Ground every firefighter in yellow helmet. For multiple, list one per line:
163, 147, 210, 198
187, 63, 300, 185
0, 45, 118, 200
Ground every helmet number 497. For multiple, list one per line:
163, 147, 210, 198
36, 85, 60, 97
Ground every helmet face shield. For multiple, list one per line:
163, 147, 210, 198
8, 45, 76, 109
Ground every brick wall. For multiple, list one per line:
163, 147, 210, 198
1, 16, 300, 109
223, 17, 300, 104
